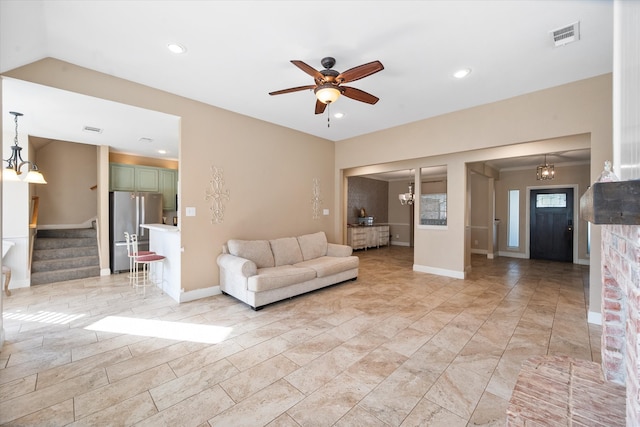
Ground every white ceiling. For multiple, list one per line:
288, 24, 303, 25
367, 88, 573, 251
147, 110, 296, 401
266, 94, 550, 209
1, 0, 611, 170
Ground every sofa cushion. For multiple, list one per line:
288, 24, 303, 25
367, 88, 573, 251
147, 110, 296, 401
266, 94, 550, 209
294, 256, 359, 278
297, 232, 328, 261
270, 237, 303, 266
248, 265, 317, 292
227, 239, 274, 268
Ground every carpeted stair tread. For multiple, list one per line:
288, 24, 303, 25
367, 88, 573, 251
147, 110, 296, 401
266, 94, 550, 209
32, 246, 99, 261
37, 228, 97, 238
34, 237, 97, 250
31, 227, 100, 286
31, 255, 100, 273
30, 266, 101, 286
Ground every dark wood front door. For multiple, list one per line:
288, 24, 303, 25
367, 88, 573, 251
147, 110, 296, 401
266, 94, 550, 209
530, 188, 574, 262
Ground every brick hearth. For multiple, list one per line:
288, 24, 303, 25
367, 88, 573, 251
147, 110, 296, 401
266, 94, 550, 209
601, 224, 640, 425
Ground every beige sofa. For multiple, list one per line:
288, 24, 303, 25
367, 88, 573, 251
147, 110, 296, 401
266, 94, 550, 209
217, 231, 359, 310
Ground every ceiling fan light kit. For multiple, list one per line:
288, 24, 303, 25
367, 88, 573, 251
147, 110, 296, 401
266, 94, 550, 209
314, 84, 341, 104
269, 56, 384, 116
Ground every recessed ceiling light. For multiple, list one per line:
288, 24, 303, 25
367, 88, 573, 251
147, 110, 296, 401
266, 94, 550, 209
158, 149, 167, 154
334, 112, 344, 119
167, 43, 186, 54
453, 68, 471, 79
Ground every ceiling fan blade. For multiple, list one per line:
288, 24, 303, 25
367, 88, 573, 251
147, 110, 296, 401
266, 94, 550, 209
291, 60, 323, 80
341, 86, 380, 104
315, 99, 327, 115
337, 60, 384, 83
269, 85, 316, 96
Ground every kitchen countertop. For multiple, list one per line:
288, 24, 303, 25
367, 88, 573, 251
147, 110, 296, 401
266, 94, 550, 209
141, 223, 180, 232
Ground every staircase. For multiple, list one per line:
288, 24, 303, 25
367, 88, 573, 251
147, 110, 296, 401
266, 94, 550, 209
31, 228, 100, 285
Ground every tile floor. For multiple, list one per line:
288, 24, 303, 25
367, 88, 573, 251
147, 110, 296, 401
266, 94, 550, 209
0, 247, 601, 426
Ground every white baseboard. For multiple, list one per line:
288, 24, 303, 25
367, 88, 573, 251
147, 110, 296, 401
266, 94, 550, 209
499, 251, 528, 259
413, 264, 465, 279
588, 311, 602, 325
577, 258, 590, 266
391, 241, 410, 247
179, 285, 221, 303
38, 218, 97, 230
471, 249, 487, 255
100, 268, 111, 276
8, 278, 30, 289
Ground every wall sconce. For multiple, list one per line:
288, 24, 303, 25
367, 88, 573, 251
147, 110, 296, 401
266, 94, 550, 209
4, 111, 47, 184
536, 154, 555, 181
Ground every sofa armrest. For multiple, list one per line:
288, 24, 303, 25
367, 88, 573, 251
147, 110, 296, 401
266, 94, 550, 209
327, 243, 353, 257
217, 253, 257, 277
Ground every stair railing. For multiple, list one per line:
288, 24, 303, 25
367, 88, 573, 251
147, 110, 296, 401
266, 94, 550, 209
29, 196, 39, 272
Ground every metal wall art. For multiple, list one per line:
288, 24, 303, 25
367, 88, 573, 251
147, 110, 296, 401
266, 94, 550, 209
205, 166, 230, 224
312, 178, 322, 220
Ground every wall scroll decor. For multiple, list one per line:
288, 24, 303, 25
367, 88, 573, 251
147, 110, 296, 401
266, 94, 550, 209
311, 178, 322, 220
205, 166, 230, 224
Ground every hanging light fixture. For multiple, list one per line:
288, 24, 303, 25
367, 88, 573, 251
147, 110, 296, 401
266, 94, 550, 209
398, 170, 415, 205
3, 111, 47, 184
314, 84, 341, 104
536, 154, 555, 181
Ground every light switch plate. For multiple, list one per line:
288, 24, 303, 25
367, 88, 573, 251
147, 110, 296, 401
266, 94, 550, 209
323, 209, 330, 215
186, 207, 196, 217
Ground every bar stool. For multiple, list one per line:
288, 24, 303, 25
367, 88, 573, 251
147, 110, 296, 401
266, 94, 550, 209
127, 233, 165, 296
124, 232, 155, 288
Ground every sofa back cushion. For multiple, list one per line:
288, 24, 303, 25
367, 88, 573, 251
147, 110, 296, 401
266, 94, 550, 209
297, 232, 328, 261
227, 239, 274, 268
270, 237, 303, 266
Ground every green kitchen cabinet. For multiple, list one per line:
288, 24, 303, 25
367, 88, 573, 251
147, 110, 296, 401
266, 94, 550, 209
110, 163, 177, 210
159, 169, 177, 211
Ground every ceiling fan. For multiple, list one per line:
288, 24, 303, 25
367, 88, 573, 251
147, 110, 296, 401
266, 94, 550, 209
269, 57, 384, 114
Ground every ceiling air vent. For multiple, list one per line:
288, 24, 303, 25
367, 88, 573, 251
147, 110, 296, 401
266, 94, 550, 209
551, 21, 580, 47
83, 125, 103, 134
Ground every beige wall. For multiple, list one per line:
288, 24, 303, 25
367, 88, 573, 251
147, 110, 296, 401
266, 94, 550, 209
4, 58, 336, 294
495, 161, 591, 261
2, 59, 612, 318
470, 172, 489, 252
387, 180, 412, 246
337, 75, 612, 315
33, 139, 98, 226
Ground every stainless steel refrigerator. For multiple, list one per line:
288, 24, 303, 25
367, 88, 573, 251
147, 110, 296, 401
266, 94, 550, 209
109, 191, 163, 273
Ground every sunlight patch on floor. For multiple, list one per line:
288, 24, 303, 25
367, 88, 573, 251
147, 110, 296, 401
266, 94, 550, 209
85, 316, 233, 344
3, 310, 87, 325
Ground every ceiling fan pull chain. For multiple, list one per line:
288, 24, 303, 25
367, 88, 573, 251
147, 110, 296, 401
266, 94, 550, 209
327, 103, 331, 128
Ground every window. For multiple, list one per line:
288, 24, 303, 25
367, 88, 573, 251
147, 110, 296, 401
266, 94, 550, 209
419, 193, 447, 225
535, 193, 567, 208
419, 167, 447, 226
508, 190, 519, 247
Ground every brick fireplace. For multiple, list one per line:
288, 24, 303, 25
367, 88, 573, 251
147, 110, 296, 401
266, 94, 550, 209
581, 177, 640, 424
601, 223, 640, 425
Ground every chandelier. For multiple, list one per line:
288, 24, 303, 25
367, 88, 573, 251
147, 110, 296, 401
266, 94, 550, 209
4, 112, 47, 184
398, 170, 415, 205
536, 154, 555, 181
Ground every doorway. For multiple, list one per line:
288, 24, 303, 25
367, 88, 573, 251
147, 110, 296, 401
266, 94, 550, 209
530, 188, 574, 262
